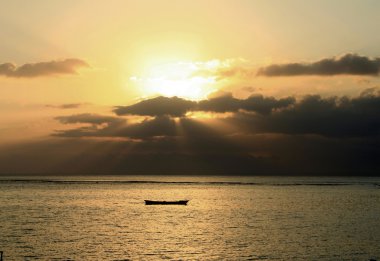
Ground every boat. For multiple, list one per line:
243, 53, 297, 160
144, 200, 189, 205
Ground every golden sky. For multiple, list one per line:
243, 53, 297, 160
0, 1, 379, 174
2, 1, 380, 102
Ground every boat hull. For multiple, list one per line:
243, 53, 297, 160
144, 200, 189, 205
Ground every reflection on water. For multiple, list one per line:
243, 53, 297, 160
0, 176, 379, 260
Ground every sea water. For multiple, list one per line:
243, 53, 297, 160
0, 176, 379, 260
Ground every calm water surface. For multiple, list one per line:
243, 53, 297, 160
0, 176, 379, 260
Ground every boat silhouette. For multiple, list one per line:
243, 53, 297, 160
144, 200, 189, 205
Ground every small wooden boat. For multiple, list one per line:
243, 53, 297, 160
144, 200, 189, 205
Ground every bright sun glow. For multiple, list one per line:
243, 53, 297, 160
129, 60, 223, 100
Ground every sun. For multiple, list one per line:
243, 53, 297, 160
129, 61, 219, 101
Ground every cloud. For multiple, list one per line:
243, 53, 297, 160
227, 93, 380, 138
46, 103, 86, 109
56, 113, 122, 125
54, 113, 126, 138
198, 93, 295, 114
114, 96, 196, 117
114, 116, 177, 139
66, 91, 380, 139
209, 66, 256, 81
188, 58, 256, 81
0, 58, 89, 78
257, 54, 380, 76
114, 94, 295, 117
55, 114, 177, 139
40, 91, 380, 175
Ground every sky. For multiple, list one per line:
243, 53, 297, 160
0, 0, 379, 175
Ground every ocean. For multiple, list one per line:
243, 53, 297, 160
0, 176, 379, 260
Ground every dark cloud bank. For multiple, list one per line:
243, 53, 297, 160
0, 58, 88, 78
257, 54, 380, 76
114, 94, 295, 117
1, 90, 379, 176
